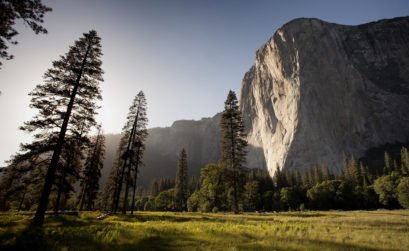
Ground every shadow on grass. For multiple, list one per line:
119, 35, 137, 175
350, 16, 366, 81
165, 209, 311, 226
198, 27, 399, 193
109, 213, 233, 224
48, 214, 93, 227
276, 212, 328, 218
0, 218, 394, 251
1, 211, 406, 250
3, 225, 46, 251
239, 238, 383, 251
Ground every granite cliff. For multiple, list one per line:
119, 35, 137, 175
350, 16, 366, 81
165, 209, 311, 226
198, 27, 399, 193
240, 17, 409, 176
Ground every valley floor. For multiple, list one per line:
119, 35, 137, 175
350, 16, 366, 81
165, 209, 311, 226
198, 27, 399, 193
0, 210, 408, 250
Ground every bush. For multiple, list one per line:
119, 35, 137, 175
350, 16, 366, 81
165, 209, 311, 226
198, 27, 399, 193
307, 180, 354, 210
199, 201, 212, 213
352, 185, 379, 209
65, 197, 78, 211
144, 197, 155, 211
187, 191, 201, 212
261, 190, 274, 211
135, 196, 150, 211
398, 177, 409, 209
280, 186, 305, 211
362, 185, 380, 209
199, 163, 230, 211
373, 172, 401, 208
155, 189, 176, 211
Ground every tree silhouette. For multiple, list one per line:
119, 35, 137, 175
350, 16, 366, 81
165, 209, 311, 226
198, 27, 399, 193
130, 92, 148, 215
220, 90, 247, 213
18, 30, 104, 225
112, 91, 148, 214
0, 0, 51, 67
175, 148, 188, 211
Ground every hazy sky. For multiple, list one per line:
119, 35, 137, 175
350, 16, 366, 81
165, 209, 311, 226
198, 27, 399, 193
0, 0, 408, 165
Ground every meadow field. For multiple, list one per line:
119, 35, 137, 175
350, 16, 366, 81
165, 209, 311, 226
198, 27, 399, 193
0, 210, 408, 250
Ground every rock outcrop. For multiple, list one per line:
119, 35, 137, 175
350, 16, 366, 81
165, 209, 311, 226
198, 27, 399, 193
240, 17, 409, 176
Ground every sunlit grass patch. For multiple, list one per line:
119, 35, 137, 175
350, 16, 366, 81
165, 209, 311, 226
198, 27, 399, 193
0, 210, 408, 250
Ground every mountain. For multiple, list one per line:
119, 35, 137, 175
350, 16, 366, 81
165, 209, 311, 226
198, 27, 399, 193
240, 17, 409, 176
101, 114, 223, 187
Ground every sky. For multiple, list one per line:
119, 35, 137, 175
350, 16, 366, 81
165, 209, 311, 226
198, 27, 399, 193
0, 0, 408, 166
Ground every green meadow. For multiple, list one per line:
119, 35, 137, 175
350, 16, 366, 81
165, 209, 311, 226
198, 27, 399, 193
0, 210, 408, 250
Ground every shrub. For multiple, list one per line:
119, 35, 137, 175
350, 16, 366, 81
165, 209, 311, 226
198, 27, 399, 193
373, 172, 401, 208
187, 191, 201, 212
144, 197, 155, 211
280, 186, 305, 211
135, 196, 150, 211
155, 189, 176, 211
307, 180, 354, 210
199, 201, 212, 213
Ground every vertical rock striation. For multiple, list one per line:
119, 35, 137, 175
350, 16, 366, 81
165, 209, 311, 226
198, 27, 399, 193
239, 17, 409, 176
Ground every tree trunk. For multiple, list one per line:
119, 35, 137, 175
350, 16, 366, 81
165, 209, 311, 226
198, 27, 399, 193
54, 185, 62, 215
78, 183, 87, 211
113, 110, 139, 213
130, 146, 141, 215
17, 189, 27, 212
80, 128, 100, 211
33, 45, 90, 226
229, 111, 239, 214
61, 195, 67, 213
87, 195, 93, 211
122, 165, 131, 214
54, 170, 66, 215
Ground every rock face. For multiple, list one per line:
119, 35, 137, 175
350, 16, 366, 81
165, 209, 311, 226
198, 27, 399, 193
240, 17, 409, 176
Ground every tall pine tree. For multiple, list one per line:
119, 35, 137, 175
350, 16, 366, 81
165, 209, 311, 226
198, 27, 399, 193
129, 92, 148, 215
112, 91, 148, 214
220, 90, 247, 213
401, 147, 409, 175
322, 165, 331, 181
175, 148, 188, 211
19, 30, 104, 225
348, 155, 361, 185
384, 152, 393, 174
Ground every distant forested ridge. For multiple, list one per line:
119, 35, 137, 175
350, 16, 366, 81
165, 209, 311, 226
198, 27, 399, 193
101, 113, 223, 187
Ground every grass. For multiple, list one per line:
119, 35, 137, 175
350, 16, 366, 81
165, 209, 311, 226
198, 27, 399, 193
0, 210, 408, 250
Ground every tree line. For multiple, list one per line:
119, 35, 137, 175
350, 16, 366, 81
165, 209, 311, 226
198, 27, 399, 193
121, 147, 409, 213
